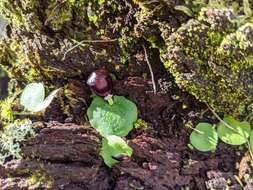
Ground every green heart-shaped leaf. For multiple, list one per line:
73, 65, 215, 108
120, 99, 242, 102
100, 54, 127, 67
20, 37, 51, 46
87, 96, 138, 137
20, 83, 59, 112
190, 123, 218, 152
100, 135, 132, 167
217, 116, 251, 145
20, 83, 45, 112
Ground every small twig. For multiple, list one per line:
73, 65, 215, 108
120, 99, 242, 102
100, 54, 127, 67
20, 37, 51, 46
206, 104, 247, 136
206, 104, 232, 130
13, 112, 33, 116
142, 44, 157, 94
62, 38, 118, 60
200, 108, 209, 118
13, 111, 43, 116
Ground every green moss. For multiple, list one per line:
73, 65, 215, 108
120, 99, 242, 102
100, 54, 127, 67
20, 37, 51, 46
161, 8, 253, 116
133, 0, 167, 11
134, 118, 148, 129
0, 97, 15, 125
45, 0, 73, 31
0, 0, 115, 31
0, 39, 44, 83
118, 26, 137, 64
27, 170, 54, 189
216, 23, 253, 71
2, 0, 251, 121
0, 0, 41, 30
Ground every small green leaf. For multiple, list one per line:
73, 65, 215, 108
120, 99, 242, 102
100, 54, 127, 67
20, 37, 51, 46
20, 83, 45, 112
100, 135, 132, 167
87, 96, 138, 137
20, 83, 59, 112
217, 116, 251, 145
174, 5, 194, 17
190, 123, 218, 152
249, 130, 253, 154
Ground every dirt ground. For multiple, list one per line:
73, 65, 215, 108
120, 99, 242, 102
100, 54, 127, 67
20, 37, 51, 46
1, 1, 253, 190
1, 54, 252, 190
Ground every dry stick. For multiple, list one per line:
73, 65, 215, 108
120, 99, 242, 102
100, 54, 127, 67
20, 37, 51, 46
206, 103, 253, 159
62, 39, 118, 60
13, 111, 40, 116
142, 44, 157, 94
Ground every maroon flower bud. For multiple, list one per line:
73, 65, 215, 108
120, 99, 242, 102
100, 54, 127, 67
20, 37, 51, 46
87, 69, 113, 97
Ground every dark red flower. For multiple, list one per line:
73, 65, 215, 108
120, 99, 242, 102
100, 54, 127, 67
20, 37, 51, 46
87, 69, 113, 97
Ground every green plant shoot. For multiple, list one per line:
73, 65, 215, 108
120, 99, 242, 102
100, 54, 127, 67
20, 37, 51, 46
100, 135, 133, 167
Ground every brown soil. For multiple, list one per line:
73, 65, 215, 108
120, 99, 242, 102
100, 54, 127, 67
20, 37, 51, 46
1, 1, 253, 189
1, 53, 252, 190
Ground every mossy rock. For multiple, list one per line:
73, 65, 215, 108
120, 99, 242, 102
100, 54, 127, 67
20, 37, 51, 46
161, 8, 253, 116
